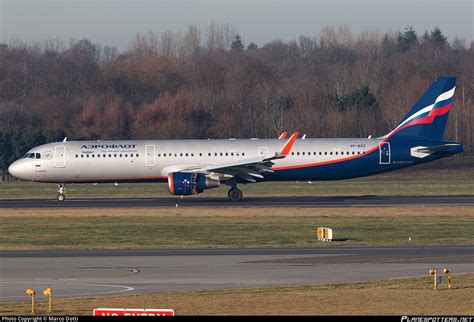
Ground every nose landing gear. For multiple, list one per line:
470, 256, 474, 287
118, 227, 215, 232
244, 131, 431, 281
57, 183, 66, 201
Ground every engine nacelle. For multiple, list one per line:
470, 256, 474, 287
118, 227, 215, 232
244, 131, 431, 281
168, 172, 220, 195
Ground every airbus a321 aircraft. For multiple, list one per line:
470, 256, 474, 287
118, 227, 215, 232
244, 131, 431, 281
8, 77, 463, 201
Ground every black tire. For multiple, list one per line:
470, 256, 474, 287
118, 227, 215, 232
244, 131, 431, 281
57, 194, 65, 202
228, 188, 243, 201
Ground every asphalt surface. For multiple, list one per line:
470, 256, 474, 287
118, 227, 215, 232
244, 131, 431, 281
1, 195, 473, 208
1, 246, 473, 302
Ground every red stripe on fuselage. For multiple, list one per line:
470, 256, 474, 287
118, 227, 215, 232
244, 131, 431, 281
273, 145, 379, 171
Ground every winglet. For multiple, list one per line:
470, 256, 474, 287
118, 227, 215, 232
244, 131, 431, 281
279, 131, 299, 156
278, 132, 288, 139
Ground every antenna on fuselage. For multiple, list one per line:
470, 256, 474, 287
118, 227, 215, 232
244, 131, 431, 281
301, 134, 306, 140
63, 137, 68, 142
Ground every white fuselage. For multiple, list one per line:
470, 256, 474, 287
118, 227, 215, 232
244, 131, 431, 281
9, 138, 379, 183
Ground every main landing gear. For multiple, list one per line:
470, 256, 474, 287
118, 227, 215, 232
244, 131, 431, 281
228, 187, 243, 201
57, 183, 66, 202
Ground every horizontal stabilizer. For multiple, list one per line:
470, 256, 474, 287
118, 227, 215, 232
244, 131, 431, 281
415, 143, 462, 153
410, 143, 462, 158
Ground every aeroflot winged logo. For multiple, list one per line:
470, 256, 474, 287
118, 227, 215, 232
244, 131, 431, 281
81, 144, 137, 149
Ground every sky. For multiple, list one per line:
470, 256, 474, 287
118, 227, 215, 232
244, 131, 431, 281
1, 0, 473, 51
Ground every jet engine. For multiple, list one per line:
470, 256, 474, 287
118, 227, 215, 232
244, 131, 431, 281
168, 172, 220, 195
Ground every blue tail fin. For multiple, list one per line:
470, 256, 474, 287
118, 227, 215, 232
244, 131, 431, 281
384, 77, 456, 141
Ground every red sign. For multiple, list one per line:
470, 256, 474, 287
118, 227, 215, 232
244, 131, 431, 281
93, 308, 176, 316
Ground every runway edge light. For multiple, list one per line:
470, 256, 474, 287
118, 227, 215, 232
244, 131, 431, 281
443, 268, 452, 289
25, 289, 35, 314
43, 287, 53, 312
429, 269, 437, 290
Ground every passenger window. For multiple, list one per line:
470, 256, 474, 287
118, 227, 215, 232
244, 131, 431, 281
136, 154, 139, 157
87, 155, 90, 158
97, 154, 100, 158
185, 153, 188, 157
297, 152, 300, 155
125, 154, 128, 157
114, 154, 117, 157
81, 155, 84, 158
225, 153, 228, 156
191, 153, 194, 157
335, 152, 338, 155
302, 152, 305, 155
92, 155, 95, 158
35, 153, 41, 159
180, 153, 183, 157
324, 152, 327, 155
242, 153, 245, 156
330, 152, 333, 155
319, 152, 322, 155
291, 152, 294, 155
28, 154, 35, 159
231, 153, 234, 156
75, 154, 78, 158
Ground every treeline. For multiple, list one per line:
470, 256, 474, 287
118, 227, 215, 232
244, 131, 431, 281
0, 24, 473, 170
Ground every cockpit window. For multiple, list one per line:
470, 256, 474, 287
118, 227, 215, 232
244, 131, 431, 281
23, 153, 41, 159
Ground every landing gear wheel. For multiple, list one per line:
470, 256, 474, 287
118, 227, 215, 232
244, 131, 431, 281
57, 183, 66, 202
228, 188, 243, 201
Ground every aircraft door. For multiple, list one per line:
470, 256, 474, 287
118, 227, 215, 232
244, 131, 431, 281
54, 146, 66, 168
258, 147, 269, 158
379, 142, 390, 164
145, 145, 156, 167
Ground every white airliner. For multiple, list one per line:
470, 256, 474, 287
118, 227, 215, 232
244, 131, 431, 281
8, 77, 463, 201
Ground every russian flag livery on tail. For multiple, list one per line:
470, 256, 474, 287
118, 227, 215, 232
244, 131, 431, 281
8, 77, 464, 201
384, 77, 456, 141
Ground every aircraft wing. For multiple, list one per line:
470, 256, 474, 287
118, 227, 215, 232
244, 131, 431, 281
178, 132, 299, 183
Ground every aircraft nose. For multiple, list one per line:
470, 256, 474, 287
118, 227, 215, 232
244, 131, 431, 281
8, 161, 22, 179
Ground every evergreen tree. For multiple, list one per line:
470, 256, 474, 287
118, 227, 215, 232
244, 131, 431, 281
231, 34, 244, 53
397, 25, 418, 52
247, 42, 258, 51
430, 26, 447, 48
